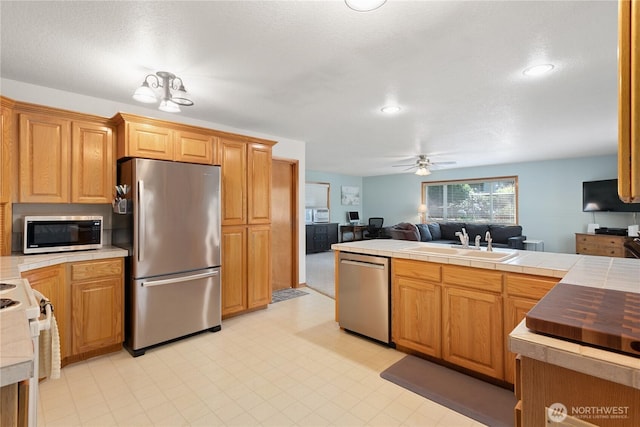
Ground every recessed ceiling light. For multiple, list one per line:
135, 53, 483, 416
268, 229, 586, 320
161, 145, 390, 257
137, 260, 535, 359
523, 64, 555, 77
381, 105, 401, 114
345, 0, 386, 12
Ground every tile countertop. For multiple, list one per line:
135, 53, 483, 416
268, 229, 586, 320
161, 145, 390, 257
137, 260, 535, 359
0, 247, 129, 386
0, 246, 129, 280
332, 240, 640, 389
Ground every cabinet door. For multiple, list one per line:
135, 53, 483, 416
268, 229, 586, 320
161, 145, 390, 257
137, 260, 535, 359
221, 226, 247, 316
392, 276, 441, 357
220, 139, 247, 225
68, 258, 123, 355
71, 121, 114, 203
126, 121, 174, 160
21, 265, 68, 361
504, 296, 537, 384
19, 113, 70, 202
0, 104, 11, 204
70, 276, 123, 354
247, 142, 272, 224
175, 130, 215, 165
305, 225, 315, 254
443, 286, 504, 380
618, 0, 640, 202
247, 225, 271, 308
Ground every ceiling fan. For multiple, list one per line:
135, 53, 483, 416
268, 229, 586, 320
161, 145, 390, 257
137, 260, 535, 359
393, 155, 456, 176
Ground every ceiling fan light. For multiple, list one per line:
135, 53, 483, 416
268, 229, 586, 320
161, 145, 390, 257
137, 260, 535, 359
415, 167, 430, 176
345, 0, 386, 12
132, 81, 157, 103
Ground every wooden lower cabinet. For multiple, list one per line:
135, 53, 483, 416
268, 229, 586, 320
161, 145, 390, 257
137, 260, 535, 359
520, 356, 640, 426
69, 259, 123, 355
392, 259, 442, 357
20, 258, 124, 366
247, 225, 272, 308
503, 273, 557, 384
442, 285, 504, 379
393, 276, 442, 357
221, 225, 271, 317
20, 265, 67, 361
390, 260, 556, 384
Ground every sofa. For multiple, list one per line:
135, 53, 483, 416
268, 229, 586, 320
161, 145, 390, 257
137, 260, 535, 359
387, 221, 526, 249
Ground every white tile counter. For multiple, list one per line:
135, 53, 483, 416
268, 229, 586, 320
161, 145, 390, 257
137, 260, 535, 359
0, 307, 34, 386
332, 239, 640, 389
0, 246, 129, 280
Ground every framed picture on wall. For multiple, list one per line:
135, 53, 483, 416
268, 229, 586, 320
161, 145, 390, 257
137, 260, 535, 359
341, 186, 360, 205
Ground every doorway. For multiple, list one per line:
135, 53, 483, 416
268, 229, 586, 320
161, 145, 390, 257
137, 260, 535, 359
271, 158, 299, 290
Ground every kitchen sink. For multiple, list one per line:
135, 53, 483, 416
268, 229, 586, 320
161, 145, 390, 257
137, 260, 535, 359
400, 245, 518, 262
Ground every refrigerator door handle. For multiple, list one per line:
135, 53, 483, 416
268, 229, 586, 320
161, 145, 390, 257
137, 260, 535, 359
141, 270, 219, 288
137, 179, 145, 263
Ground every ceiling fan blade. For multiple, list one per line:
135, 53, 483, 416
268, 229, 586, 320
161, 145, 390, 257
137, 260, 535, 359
431, 161, 456, 166
392, 163, 418, 168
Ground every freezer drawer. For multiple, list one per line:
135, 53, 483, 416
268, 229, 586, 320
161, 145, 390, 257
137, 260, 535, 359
126, 267, 221, 355
338, 252, 391, 344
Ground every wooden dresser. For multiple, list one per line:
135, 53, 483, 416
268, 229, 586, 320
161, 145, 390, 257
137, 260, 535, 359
575, 233, 632, 258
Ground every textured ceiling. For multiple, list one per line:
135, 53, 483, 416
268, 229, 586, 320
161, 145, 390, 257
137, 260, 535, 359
0, 1, 619, 176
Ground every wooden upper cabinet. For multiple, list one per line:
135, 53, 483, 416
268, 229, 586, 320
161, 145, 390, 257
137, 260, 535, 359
19, 111, 115, 204
247, 142, 272, 224
71, 121, 114, 203
0, 101, 12, 204
120, 120, 174, 161
19, 113, 71, 203
618, 0, 640, 203
114, 113, 218, 164
175, 130, 216, 165
220, 138, 247, 225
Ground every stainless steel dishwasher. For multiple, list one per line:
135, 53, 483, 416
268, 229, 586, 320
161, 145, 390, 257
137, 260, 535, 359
338, 252, 391, 344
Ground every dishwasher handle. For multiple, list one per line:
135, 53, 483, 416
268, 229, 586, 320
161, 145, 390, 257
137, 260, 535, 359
340, 259, 386, 270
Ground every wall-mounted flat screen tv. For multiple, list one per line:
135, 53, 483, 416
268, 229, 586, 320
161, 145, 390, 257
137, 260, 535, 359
582, 179, 640, 212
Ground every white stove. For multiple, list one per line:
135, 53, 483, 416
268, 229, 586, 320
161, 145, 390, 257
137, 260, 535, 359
0, 278, 51, 427
0, 279, 40, 320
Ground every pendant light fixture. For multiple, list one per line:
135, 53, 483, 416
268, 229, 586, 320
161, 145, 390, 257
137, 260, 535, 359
133, 71, 194, 113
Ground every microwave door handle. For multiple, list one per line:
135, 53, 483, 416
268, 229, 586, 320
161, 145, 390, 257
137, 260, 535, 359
137, 179, 145, 263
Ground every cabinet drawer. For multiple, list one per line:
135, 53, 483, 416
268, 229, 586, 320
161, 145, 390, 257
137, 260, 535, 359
442, 265, 503, 293
70, 259, 123, 281
505, 274, 557, 300
393, 259, 441, 282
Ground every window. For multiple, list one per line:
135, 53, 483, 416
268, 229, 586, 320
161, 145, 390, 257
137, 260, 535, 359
422, 176, 518, 224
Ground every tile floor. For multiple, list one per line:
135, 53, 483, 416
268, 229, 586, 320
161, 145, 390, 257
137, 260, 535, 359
37, 289, 485, 427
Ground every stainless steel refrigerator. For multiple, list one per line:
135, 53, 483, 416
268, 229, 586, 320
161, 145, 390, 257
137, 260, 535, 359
114, 158, 221, 356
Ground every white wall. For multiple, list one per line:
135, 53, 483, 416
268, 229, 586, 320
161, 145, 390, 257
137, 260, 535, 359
2, 78, 309, 285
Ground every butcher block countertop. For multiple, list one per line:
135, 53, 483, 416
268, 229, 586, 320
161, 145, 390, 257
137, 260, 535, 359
333, 240, 640, 389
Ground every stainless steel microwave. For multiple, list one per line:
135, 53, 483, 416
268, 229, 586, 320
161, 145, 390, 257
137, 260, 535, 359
23, 215, 103, 254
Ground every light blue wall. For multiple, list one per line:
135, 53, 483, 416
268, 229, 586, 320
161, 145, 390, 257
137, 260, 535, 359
305, 171, 363, 225
363, 154, 638, 254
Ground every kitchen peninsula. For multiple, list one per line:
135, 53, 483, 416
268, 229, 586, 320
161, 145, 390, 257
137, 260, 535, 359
332, 239, 640, 426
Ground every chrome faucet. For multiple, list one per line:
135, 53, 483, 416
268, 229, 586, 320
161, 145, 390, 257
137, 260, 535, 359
455, 228, 469, 248
475, 235, 481, 249
485, 231, 493, 252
